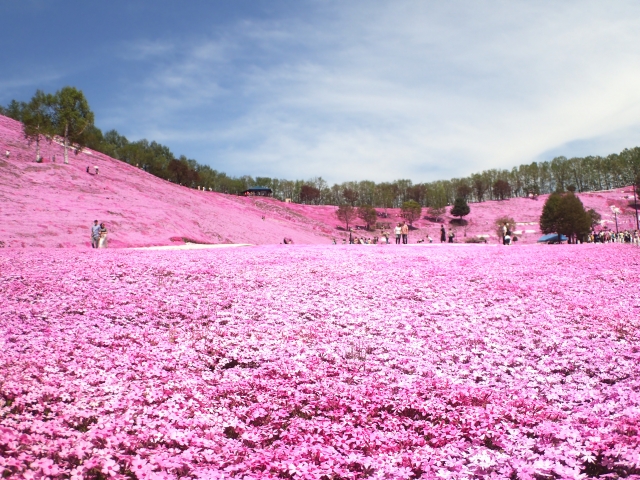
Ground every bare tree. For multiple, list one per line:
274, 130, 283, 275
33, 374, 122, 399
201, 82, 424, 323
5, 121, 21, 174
336, 204, 357, 230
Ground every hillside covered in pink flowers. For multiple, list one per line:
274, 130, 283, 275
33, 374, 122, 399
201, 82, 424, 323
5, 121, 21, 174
1, 114, 637, 248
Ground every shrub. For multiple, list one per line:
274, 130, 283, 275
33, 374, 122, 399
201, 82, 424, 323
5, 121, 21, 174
494, 215, 515, 237
464, 236, 486, 244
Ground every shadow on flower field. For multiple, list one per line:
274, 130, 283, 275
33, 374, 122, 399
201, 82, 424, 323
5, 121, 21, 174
1, 244, 639, 479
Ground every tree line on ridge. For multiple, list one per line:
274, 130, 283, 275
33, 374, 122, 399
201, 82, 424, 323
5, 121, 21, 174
2, 87, 640, 209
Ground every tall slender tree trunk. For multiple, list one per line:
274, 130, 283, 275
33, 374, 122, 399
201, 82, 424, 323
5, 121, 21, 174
63, 123, 69, 164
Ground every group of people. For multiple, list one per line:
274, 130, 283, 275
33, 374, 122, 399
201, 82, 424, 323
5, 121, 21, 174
91, 220, 108, 248
440, 224, 456, 243
500, 223, 515, 245
393, 223, 410, 244
588, 229, 639, 244
338, 223, 459, 245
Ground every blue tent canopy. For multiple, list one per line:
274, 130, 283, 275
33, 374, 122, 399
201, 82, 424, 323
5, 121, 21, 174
537, 233, 567, 243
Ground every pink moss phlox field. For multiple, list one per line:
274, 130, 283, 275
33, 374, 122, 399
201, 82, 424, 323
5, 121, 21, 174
1, 113, 637, 248
1, 245, 640, 479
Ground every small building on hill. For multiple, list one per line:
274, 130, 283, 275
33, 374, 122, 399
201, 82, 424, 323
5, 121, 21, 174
241, 186, 272, 197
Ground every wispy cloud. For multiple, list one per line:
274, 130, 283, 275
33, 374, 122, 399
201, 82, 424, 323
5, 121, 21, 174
102, 1, 640, 183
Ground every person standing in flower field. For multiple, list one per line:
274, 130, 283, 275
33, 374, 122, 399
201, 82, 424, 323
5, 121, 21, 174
401, 222, 409, 244
440, 224, 446, 243
448, 229, 455, 243
394, 223, 402, 244
98, 223, 108, 248
91, 220, 100, 248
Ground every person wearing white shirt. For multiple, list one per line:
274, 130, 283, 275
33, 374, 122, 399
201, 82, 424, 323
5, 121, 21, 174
394, 224, 402, 244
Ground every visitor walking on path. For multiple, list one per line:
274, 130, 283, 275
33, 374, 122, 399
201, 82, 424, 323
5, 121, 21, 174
98, 223, 108, 248
448, 229, 455, 243
91, 220, 100, 248
401, 222, 409, 244
394, 224, 402, 244
440, 225, 446, 243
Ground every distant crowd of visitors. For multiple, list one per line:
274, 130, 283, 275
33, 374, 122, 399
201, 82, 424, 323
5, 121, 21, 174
337, 223, 462, 245
91, 220, 108, 248
588, 229, 639, 244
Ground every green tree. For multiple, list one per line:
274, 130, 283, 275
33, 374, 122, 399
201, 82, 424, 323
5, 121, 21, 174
540, 192, 591, 243
492, 179, 511, 200
0, 99, 26, 121
300, 185, 321, 204
540, 193, 563, 236
455, 183, 472, 201
101, 129, 130, 160
51, 86, 95, 164
401, 200, 422, 226
587, 208, 602, 229
168, 157, 199, 185
81, 125, 106, 152
378, 182, 398, 214
22, 90, 54, 162
450, 197, 470, 222
472, 174, 489, 202
357, 205, 378, 230
557, 193, 591, 243
336, 204, 357, 231
342, 188, 359, 206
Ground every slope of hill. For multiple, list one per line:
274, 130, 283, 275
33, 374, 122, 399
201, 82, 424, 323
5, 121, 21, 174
0, 115, 339, 247
1, 114, 636, 247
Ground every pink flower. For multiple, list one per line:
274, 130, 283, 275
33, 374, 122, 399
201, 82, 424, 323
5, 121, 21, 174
101, 458, 120, 477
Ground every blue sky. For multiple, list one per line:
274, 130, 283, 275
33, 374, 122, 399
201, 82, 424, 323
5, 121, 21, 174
2, 1, 640, 183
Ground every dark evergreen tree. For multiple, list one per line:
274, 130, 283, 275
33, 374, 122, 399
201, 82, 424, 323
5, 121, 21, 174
557, 193, 591, 243
540, 193, 563, 236
450, 197, 470, 221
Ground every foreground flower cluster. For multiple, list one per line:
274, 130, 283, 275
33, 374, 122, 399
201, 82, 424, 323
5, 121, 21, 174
1, 244, 639, 479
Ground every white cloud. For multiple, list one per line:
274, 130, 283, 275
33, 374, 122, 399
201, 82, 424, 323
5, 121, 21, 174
105, 1, 640, 183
